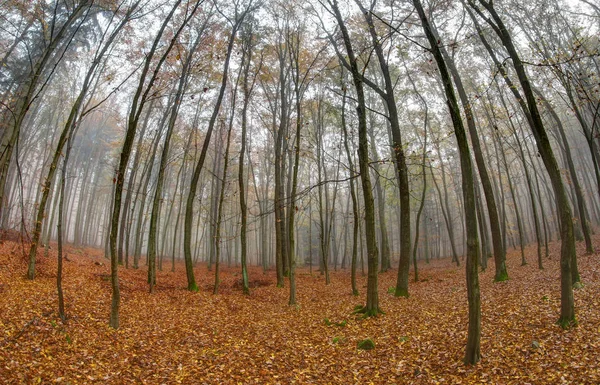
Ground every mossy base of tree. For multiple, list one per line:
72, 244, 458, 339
187, 282, 199, 292
353, 306, 384, 318
494, 271, 509, 282
573, 281, 584, 289
557, 316, 577, 329
394, 287, 409, 298
352, 289, 359, 297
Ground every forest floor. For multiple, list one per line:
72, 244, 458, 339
0, 236, 599, 384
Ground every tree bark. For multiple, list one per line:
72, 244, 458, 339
327, 0, 381, 316
415, 0, 481, 364
184, 5, 251, 291
470, 0, 575, 326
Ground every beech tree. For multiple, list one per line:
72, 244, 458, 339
467, 0, 576, 327
413, 0, 481, 364
322, 0, 382, 316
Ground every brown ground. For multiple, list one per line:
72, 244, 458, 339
0, 235, 599, 384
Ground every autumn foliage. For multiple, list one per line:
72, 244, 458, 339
1, 237, 599, 384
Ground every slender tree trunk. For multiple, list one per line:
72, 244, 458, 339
214, 117, 234, 295
340, 82, 359, 296
238, 23, 257, 295
184, 10, 249, 291
431, 151, 459, 266
328, 0, 380, 316
25, 2, 136, 278
470, 0, 575, 326
538, 92, 593, 255
109, 0, 184, 328
274, 76, 288, 286
148, 19, 201, 292
368, 122, 391, 274
437, 31, 507, 281
415, 0, 480, 363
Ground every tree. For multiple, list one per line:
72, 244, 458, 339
413, 0, 481, 364
238, 17, 261, 295
147, 1, 203, 293
183, 0, 256, 292
26, 0, 141, 280
0, 0, 94, 219
109, 0, 186, 328
431, 16, 507, 281
322, 0, 382, 316
468, 0, 576, 327
339, 68, 360, 296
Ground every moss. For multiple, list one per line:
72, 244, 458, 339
357, 338, 375, 350
573, 281, 584, 290
353, 306, 385, 318
187, 282, 199, 292
352, 289, 359, 297
494, 271, 509, 282
557, 316, 577, 330
332, 336, 347, 344
394, 288, 409, 298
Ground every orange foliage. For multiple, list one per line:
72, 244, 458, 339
0, 237, 599, 384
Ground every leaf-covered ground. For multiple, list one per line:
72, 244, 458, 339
1, 236, 599, 384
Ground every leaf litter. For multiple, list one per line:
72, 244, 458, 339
0, 236, 599, 384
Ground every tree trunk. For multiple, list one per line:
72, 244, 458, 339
538, 92, 593, 255
471, 0, 575, 326
328, 0, 380, 316
415, 0, 480, 364
109, 0, 184, 328
340, 82, 359, 296
437, 29, 507, 281
184, 8, 250, 291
